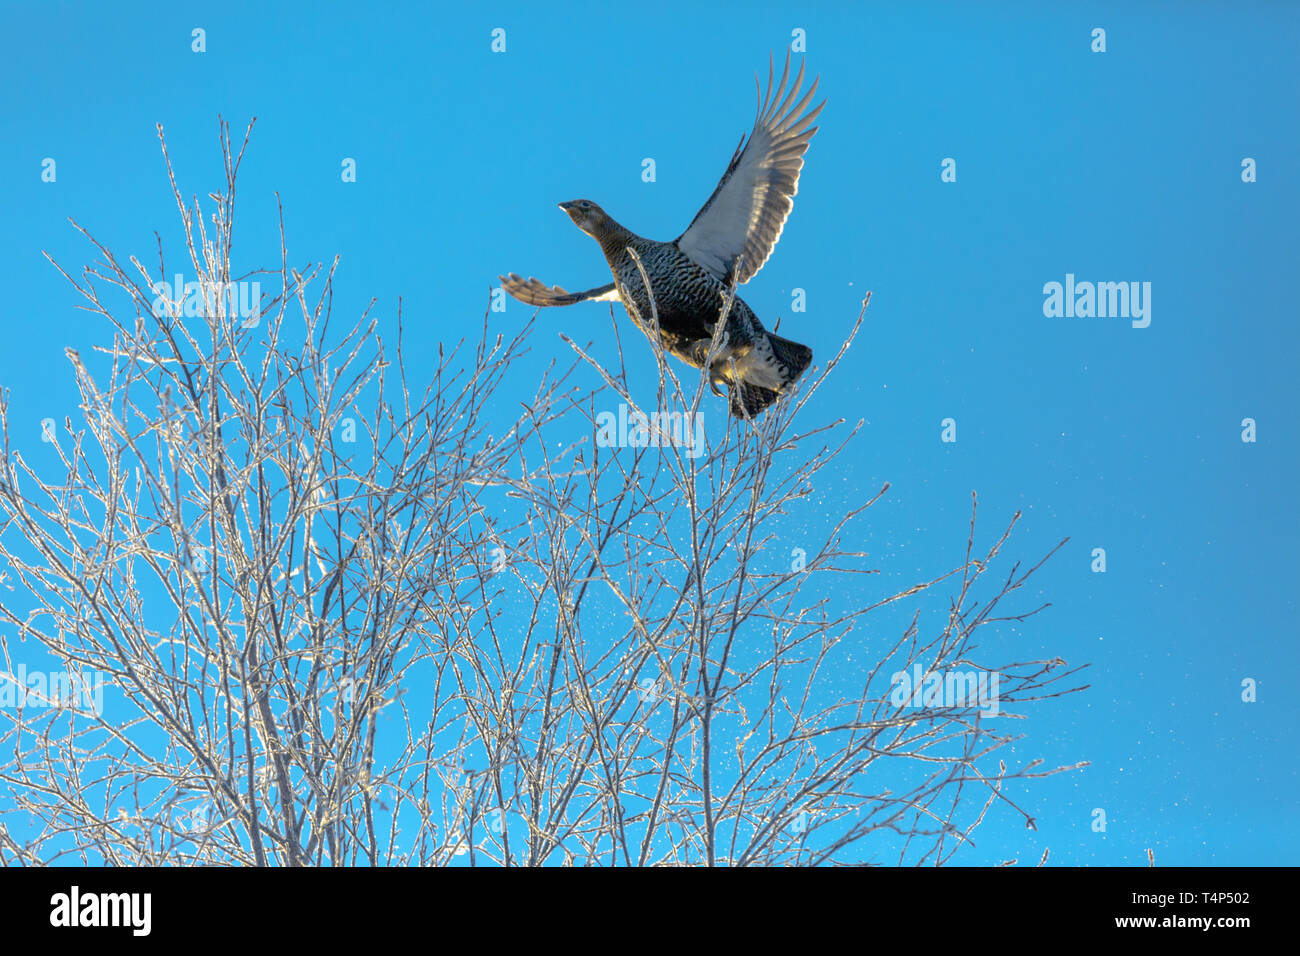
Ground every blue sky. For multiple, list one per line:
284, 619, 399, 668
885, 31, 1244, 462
1, 1, 1297, 864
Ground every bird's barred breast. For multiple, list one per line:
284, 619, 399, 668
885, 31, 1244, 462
613, 242, 758, 344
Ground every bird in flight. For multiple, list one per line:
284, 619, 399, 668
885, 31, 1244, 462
500, 53, 825, 417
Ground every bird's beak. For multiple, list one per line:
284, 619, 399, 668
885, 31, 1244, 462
558, 201, 585, 226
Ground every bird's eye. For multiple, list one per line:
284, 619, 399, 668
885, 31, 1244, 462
581, 201, 591, 209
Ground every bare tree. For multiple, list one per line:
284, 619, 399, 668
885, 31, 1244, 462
0, 120, 1086, 867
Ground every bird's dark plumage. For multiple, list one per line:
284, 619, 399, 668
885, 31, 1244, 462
500, 53, 824, 417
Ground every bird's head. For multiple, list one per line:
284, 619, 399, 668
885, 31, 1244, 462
559, 199, 611, 238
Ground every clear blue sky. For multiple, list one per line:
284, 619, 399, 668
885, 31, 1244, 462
1, 1, 1296, 865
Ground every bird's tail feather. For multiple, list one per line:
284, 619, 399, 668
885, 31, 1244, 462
728, 333, 813, 418
766, 332, 813, 380
730, 382, 782, 417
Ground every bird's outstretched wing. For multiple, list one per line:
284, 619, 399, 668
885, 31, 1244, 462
499, 274, 620, 307
675, 52, 825, 285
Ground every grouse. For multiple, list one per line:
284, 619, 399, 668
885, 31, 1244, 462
500, 53, 824, 417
